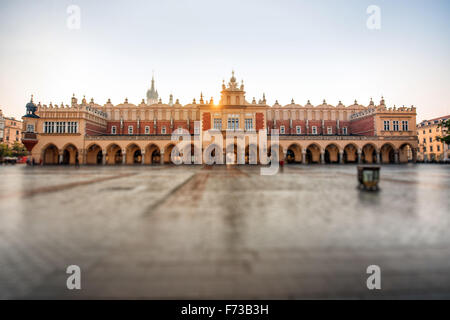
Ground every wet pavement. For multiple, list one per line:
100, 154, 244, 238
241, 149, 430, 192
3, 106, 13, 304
0, 164, 449, 299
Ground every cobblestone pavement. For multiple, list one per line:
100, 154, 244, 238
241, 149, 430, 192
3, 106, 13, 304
0, 164, 449, 299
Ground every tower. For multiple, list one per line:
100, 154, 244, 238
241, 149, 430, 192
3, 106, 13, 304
220, 71, 246, 106
146, 75, 159, 105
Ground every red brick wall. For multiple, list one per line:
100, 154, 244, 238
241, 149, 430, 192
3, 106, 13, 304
86, 121, 107, 136
349, 115, 375, 136
202, 113, 211, 131
256, 113, 264, 131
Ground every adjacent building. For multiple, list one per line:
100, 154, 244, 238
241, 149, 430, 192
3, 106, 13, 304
0, 109, 4, 143
0, 113, 22, 147
21, 72, 418, 165
417, 115, 450, 162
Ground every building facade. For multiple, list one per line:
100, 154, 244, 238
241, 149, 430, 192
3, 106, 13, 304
417, 115, 449, 162
0, 109, 4, 143
1, 115, 22, 147
22, 72, 418, 165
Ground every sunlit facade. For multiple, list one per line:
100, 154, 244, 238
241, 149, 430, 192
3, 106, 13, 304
22, 72, 418, 165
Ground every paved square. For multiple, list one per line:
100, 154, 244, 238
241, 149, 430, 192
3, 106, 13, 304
0, 164, 449, 299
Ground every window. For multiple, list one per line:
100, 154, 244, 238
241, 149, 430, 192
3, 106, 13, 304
111, 126, 117, 134
227, 115, 239, 130
327, 127, 332, 135
438, 145, 441, 152
393, 121, 399, 131
342, 127, 348, 135
429, 137, 433, 143
161, 126, 166, 134
423, 130, 425, 134
245, 119, 253, 131
383, 120, 390, 131
194, 125, 200, 135
44, 121, 55, 133
312, 126, 317, 134
145, 126, 150, 134
67, 122, 78, 133
128, 126, 133, 134
401, 120, 408, 131
213, 118, 222, 130
26, 124, 34, 132
430, 146, 433, 152
296, 126, 301, 134
423, 146, 426, 152
423, 138, 426, 143
280, 125, 285, 134
429, 129, 432, 133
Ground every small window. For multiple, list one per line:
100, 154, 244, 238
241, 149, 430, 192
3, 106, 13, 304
245, 119, 253, 131
437, 145, 440, 152
161, 126, 166, 134
423, 138, 426, 143
423, 130, 425, 134
327, 127, 332, 135
128, 125, 133, 135
214, 118, 222, 130
430, 146, 433, 152
280, 125, 285, 134
111, 126, 117, 134
383, 120, 390, 131
145, 126, 150, 134
429, 129, 432, 133
342, 127, 348, 135
393, 121, 399, 131
429, 137, 432, 143
401, 121, 408, 131
296, 126, 301, 134
26, 124, 34, 132
312, 126, 317, 134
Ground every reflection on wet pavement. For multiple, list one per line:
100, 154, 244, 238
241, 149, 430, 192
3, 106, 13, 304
0, 164, 449, 299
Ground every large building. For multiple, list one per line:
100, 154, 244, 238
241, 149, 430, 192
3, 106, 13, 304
0, 112, 22, 147
0, 109, 4, 143
21, 72, 418, 165
417, 115, 449, 162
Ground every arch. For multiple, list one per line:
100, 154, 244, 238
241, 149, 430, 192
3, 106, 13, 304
306, 143, 321, 164
324, 143, 340, 164
245, 144, 259, 164
380, 143, 396, 164
204, 143, 223, 165
86, 143, 103, 165
126, 143, 141, 164
361, 143, 377, 164
267, 144, 284, 164
61, 143, 78, 165
399, 143, 414, 163
106, 143, 122, 165
343, 143, 358, 163
225, 143, 239, 164
42, 144, 59, 165
163, 144, 177, 164
286, 143, 302, 163
144, 144, 161, 164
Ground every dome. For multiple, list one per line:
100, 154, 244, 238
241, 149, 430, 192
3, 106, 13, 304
24, 95, 39, 118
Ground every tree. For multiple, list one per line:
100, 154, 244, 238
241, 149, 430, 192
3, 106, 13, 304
436, 119, 450, 145
0, 143, 12, 159
11, 142, 28, 157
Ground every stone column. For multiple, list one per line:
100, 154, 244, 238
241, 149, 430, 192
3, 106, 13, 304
160, 151, 165, 164
302, 151, 306, 164
59, 152, 64, 165
394, 151, 399, 164
357, 149, 362, 164
81, 149, 87, 165
412, 148, 417, 163
376, 151, 381, 164
122, 150, 126, 165
320, 151, 325, 164
141, 151, 146, 165
102, 151, 106, 165
339, 151, 344, 164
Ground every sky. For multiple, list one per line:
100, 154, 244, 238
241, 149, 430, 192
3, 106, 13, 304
0, 0, 449, 122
